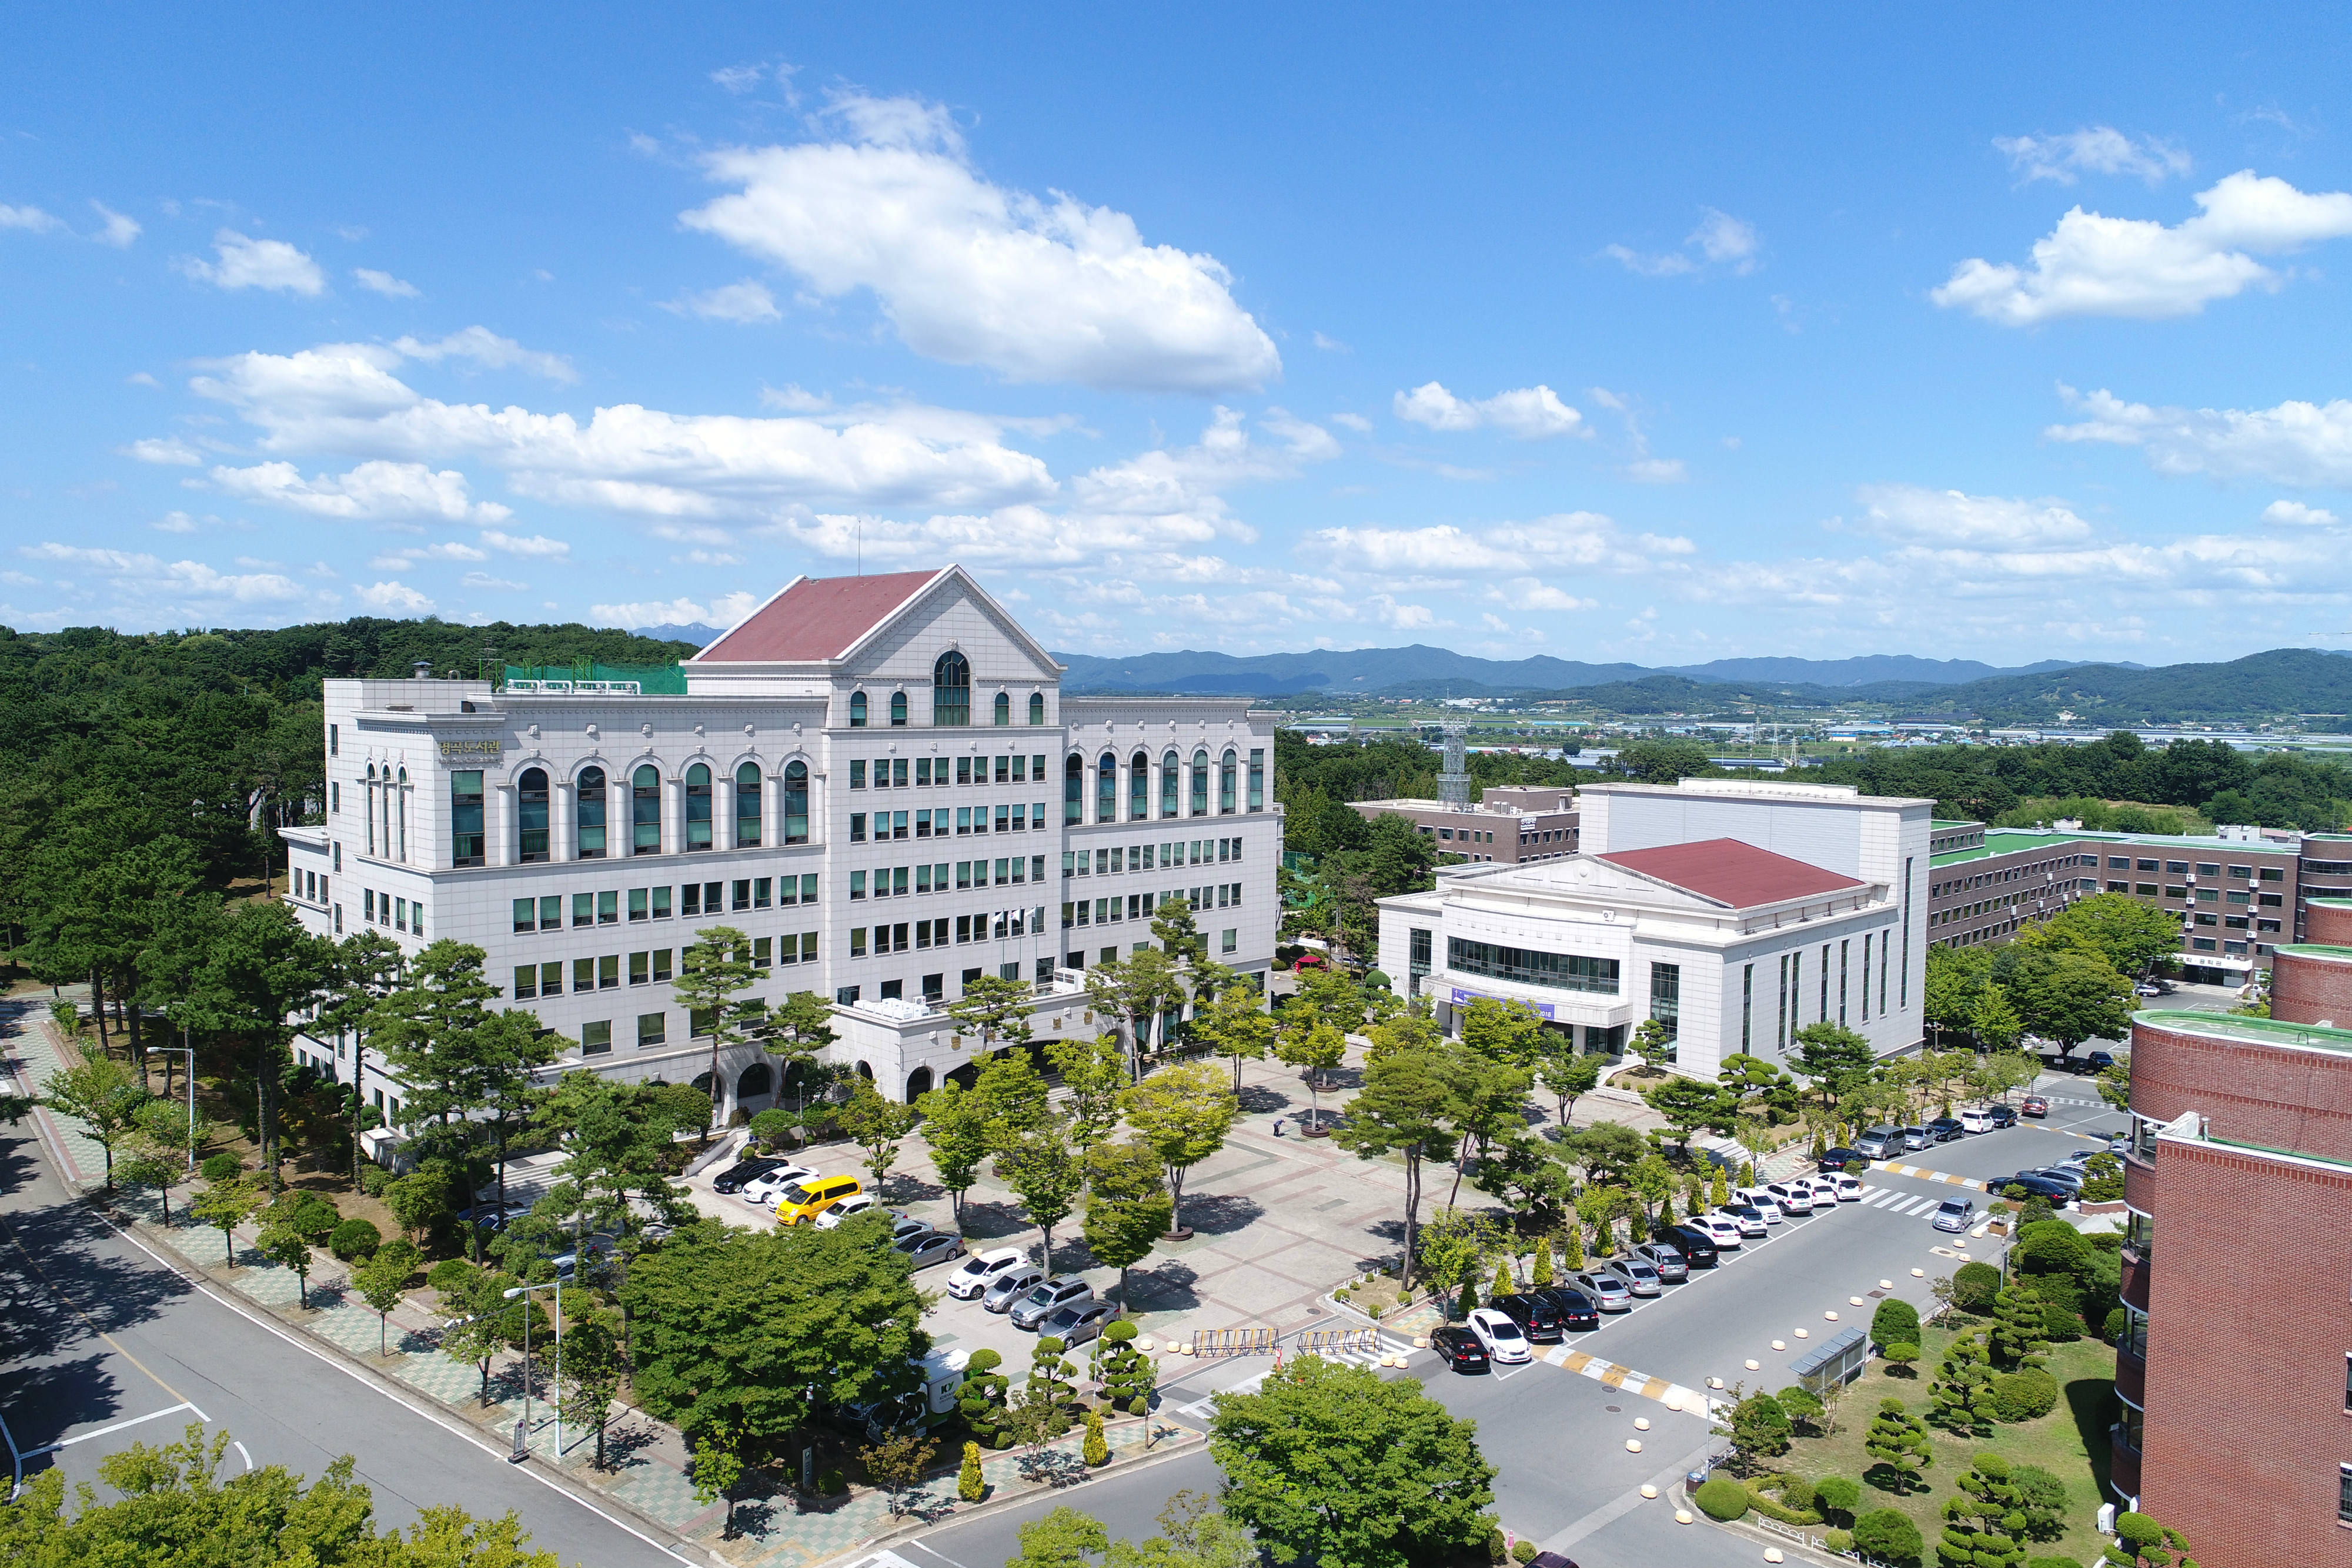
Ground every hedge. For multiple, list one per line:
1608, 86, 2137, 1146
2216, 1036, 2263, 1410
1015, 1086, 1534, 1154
1694, 1476, 1749, 1522
1742, 1485, 1821, 1526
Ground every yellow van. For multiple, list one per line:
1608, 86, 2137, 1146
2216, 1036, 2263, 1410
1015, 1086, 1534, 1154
774, 1173, 863, 1225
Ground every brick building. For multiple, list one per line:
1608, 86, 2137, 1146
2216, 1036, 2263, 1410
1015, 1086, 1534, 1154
2117, 893, 2352, 1565
1351, 785, 1580, 865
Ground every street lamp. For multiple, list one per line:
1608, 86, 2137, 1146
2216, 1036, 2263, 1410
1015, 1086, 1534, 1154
156, 1045, 198, 1175
502, 1276, 564, 1466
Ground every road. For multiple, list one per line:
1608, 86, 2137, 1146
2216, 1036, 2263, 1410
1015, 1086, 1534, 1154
0, 1124, 684, 1567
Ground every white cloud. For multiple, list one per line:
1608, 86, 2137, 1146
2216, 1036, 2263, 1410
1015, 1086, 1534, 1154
206, 459, 514, 523
126, 372, 161, 388
461, 571, 527, 590
1995, 126, 2190, 186
357, 580, 435, 611
178, 229, 326, 295
591, 591, 760, 628
22, 541, 305, 603
89, 202, 140, 247
1393, 382, 1585, 440
1330, 412, 1372, 433
151, 511, 199, 534
480, 529, 570, 557
2264, 499, 2339, 526
0, 204, 62, 234
1606, 208, 1760, 277
1308, 510, 1690, 579
1933, 170, 2352, 325
710, 63, 766, 93
354, 267, 419, 298
669, 279, 781, 323
1849, 484, 2096, 547
1626, 457, 1689, 484
2046, 386, 2352, 486
390, 326, 574, 382
680, 91, 1279, 392
1312, 332, 1349, 352
1492, 577, 1597, 613
760, 383, 831, 412
1603, 244, 1693, 278
126, 437, 203, 466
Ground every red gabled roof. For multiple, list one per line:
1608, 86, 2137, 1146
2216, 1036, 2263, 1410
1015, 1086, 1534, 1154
1596, 838, 1863, 910
695, 570, 943, 663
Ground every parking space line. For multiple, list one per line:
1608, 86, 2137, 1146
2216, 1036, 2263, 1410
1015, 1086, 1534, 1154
23, 1400, 201, 1457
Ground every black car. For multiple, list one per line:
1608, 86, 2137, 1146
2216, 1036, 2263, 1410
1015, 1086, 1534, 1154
2085, 1050, 2116, 1071
1926, 1117, 1965, 1143
1532, 1286, 1602, 1332
1657, 1223, 1721, 1268
1818, 1146, 1865, 1172
709, 1156, 785, 1195
1430, 1324, 1490, 1373
1996, 1172, 2074, 1202
1986, 1104, 2019, 1129
1489, 1292, 1566, 1344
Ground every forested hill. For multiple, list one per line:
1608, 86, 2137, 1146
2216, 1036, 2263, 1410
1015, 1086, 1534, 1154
0, 618, 701, 904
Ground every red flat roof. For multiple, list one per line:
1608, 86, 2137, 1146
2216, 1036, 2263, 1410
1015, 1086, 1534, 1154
696, 570, 942, 663
1597, 838, 1863, 909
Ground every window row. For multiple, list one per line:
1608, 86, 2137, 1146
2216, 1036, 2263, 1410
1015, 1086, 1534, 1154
852, 753, 1048, 788
505, 761, 811, 865
849, 657, 1046, 728
511, 934, 824, 1000
835, 958, 1059, 1009
1063, 882, 1244, 930
292, 870, 332, 907
851, 857, 1048, 898
362, 888, 426, 938
511, 875, 823, 933
1066, 838, 1243, 877
850, 804, 1048, 840
850, 908, 1045, 957
1065, 748, 1267, 823
362, 764, 412, 863
1446, 936, 1618, 995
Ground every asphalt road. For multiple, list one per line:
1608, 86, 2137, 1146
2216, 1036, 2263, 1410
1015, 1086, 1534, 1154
0, 1125, 684, 1567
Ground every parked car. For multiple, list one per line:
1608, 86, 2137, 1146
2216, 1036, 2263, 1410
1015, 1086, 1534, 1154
1040, 1300, 1116, 1346
1688, 1213, 1744, 1249
1996, 1172, 2074, 1203
1656, 1225, 1720, 1266
1931, 1198, 1977, 1234
1855, 1127, 1899, 1159
897, 1231, 966, 1271
2135, 982, 2164, 997
1430, 1324, 1491, 1373
1631, 1241, 1689, 1282
776, 1174, 865, 1225
1489, 1292, 1568, 1343
455, 1203, 516, 1236
2021, 1165, 2086, 1193
550, 1233, 617, 1281
2108, 1132, 2131, 1157
741, 1164, 818, 1206
1572, 1271, 1635, 1312
2020, 1095, 2049, 1118
946, 1246, 1030, 1301
2054, 1149, 2099, 1171
1830, 1172, 1864, 1202
1733, 1191, 1785, 1225
1958, 1107, 1997, 1134
709, 1156, 786, 1195
1762, 1180, 1815, 1215
1818, 1146, 1866, 1172
981, 1265, 1048, 1312
1534, 1286, 1603, 1332
1720, 1205, 1769, 1238
2085, 1050, 2116, 1071
1010, 1276, 1095, 1330
1987, 1104, 2019, 1128
814, 1192, 898, 1229
1899, 1125, 1932, 1152
1525, 1554, 1582, 1568
1466, 1307, 1534, 1365
1926, 1117, 1966, 1144
1603, 1256, 1664, 1296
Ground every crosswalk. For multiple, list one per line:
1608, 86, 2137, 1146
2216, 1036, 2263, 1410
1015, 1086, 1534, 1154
1170, 1332, 1415, 1418
1859, 1183, 1960, 1217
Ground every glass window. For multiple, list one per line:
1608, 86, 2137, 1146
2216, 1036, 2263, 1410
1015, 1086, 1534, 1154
1248, 748, 1264, 811
630, 951, 649, 985
783, 760, 808, 845
573, 892, 594, 928
1190, 748, 1210, 817
450, 771, 485, 867
1028, 691, 1045, 725
1161, 749, 1180, 817
1220, 749, 1237, 814
637, 1013, 666, 1048
1098, 752, 1117, 823
517, 767, 550, 862
513, 964, 537, 999
1064, 752, 1084, 825
582, 1021, 612, 1056
513, 897, 536, 934
1650, 962, 1681, 1043
1448, 937, 1619, 994
632, 765, 661, 855
599, 954, 620, 989
684, 763, 712, 851
850, 691, 868, 727
890, 690, 908, 727
933, 651, 971, 726
736, 763, 761, 847
598, 890, 618, 924
993, 691, 1011, 726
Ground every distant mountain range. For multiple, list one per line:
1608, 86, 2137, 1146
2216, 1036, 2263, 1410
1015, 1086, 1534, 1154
635, 623, 724, 647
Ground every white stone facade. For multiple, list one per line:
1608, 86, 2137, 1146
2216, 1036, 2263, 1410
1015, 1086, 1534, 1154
280, 568, 1281, 1127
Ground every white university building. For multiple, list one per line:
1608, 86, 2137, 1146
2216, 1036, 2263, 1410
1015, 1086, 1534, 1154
1375, 778, 1934, 1081
279, 566, 1282, 1137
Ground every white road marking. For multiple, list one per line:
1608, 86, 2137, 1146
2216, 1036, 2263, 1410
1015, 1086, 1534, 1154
23, 1400, 201, 1457
232, 1440, 253, 1472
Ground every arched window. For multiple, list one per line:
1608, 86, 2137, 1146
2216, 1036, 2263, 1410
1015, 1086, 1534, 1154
783, 759, 809, 844
933, 650, 971, 726
1220, 748, 1238, 814
632, 765, 661, 855
993, 691, 1011, 727
364, 764, 377, 855
577, 766, 607, 858
736, 1061, 774, 1101
519, 767, 550, 862
684, 763, 712, 851
1028, 692, 1045, 726
1190, 749, 1209, 817
1097, 752, 1117, 823
1130, 750, 1150, 820
735, 763, 761, 847
849, 690, 868, 728
856, 1060, 874, 1081
906, 1065, 934, 1101
1064, 753, 1084, 825
396, 767, 409, 861
890, 690, 908, 727
1161, 750, 1180, 818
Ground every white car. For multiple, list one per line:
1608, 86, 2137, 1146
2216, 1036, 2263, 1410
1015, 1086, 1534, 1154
1691, 1212, 1745, 1248
1734, 1190, 1786, 1225
1466, 1307, 1533, 1364
1831, 1172, 1864, 1202
814, 1192, 900, 1229
946, 1246, 1030, 1301
1800, 1174, 1845, 1205
1958, 1107, 1997, 1134
1762, 1181, 1815, 1216
741, 1164, 817, 1206
1720, 1205, 1769, 1238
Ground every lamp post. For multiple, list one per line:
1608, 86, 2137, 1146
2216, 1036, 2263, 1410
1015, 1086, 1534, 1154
503, 1276, 563, 1466
156, 1045, 198, 1175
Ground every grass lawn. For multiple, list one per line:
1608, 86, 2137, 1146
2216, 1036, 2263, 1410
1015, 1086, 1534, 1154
1769, 1319, 2117, 1566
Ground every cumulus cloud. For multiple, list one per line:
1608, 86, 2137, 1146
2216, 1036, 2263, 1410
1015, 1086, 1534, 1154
152, 511, 200, 534
206, 459, 514, 523
1393, 382, 1585, 439
390, 326, 574, 382
354, 267, 419, 298
1308, 510, 1692, 579
2046, 385, 2352, 487
460, 571, 527, 590
480, 529, 570, 557
1849, 484, 2095, 548
680, 91, 1279, 392
373, 541, 489, 569
126, 437, 203, 466
357, 580, 435, 611
1, 204, 63, 234
591, 591, 760, 628
89, 202, 140, 247
1329, 412, 1372, 433
1491, 577, 1598, 613
1996, 126, 2190, 186
1606, 208, 1761, 277
1933, 170, 2352, 325
2264, 499, 2339, 526
22, 541, 306, 603
669, 279, 781, 323
178, 230, 326, 295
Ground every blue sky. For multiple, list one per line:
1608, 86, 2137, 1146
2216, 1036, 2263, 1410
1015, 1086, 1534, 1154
5, 5, 2351, 665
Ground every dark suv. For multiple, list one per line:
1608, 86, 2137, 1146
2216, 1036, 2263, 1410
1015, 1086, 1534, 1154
710, 1156, 784, 1195
1925, 1116, 1965, 1143
1533, 1286, 1602, 1332
1489, 1292, 1567, 1344
1657, 1223, 1720, 1268
1986, 1104, 2019, 1129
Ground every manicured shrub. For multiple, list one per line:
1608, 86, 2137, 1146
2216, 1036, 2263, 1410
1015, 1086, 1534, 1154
1813, 1475, 1861, 1522
750, 1108, 797, 1148
426, 1257, 476, 1293
1823, 1529, 1853, 1554
1871, 1296, 1921, 1349
957, 1440, 984, 1502
2024, 1557, 2084, 1568
1882, 1340, 1921, 1375
200, 1152, 242, 1184
1082, 1408, 1108, 1467
1952, 1259, 2002, 1312
1511, 1542, 1539, 1564
1852, 1506, 1924, 1564
1694, 1476, 1749, 1522
329, 1218, 383, 1261
1776, 1474, 1815, 1513
1991, 1368, 2060, 1422
2104, 1306, 2127, 1344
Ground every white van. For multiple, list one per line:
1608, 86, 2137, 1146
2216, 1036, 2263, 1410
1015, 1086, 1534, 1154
1959, 1107, 1997, 1135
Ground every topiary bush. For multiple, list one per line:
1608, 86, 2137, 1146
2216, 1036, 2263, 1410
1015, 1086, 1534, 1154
750, 1107, 797, 1149
1952, 1259, 2002, 1313
2024, 1557, 2085, 1568
1510, 1541, 1539, 1564
200, 1152, 242, 1184
1852, 1506, 1924, 1564
1814, 1475, 1860, 1523
1694, 1476, 1749, 1522
426, 1258, 477, 1294
329, 1218, 383, 1261
1871, 1296, 1921, 1349
1882, 1340, 1921, 1375
1991, 1368, 2060, 1422
1776, 1474, 1815, 1514
1824, 1528, 1853, 1555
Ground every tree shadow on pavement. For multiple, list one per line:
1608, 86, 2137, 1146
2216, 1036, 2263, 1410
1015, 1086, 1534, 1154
0, 1353, 123, 1456
1122, 1261, 1201, 1312
1235, 1085, 1292, 1115
1177, 1193, 1263, 1236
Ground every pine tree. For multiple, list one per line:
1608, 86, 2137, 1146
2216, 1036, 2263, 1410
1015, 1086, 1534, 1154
1710, 1166, 1730, 1208
1738, 1159, 1755, 1188
1862, 1398, 1932, 1494
1939, 1452, 2029, 1568
1658, 1191, 1676, 1226
1926, 1330, 2000, 1436
1492, 1256, 1514, 1298
1992, 1284, 2051, 1369
958, 1440, 985, 1502
1082, 1407, 1110, 1466
1530, 1235, 1555, 1288
1560, 1223, 1584, 1271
